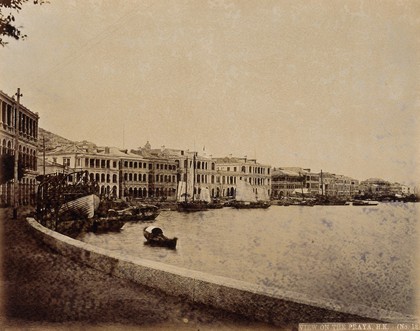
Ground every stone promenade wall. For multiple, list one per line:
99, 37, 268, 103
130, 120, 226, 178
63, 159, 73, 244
26, 218, 415, 325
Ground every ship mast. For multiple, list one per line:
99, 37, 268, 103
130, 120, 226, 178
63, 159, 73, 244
192, 152, 196, 202
184, 156, 188, 203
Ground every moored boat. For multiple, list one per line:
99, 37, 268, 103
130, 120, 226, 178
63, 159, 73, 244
59, 194, 100, 219
176, 153, 208, 212
231, 200, 271, 209
207, 199, 224, 209
108, 204, 160, 221
231, 179, 271, 209
143, 226, 178, 249
90, 217, 125, 233
177, 200, 208, 212
352, 200, 379, 206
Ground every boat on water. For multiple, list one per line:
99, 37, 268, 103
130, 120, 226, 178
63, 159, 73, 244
59, 194, 100, 219
36, 170, 114, 237
290, 199, 315, 207
198, 186, 224, 209
177, 200, 209, 212
108, 204, 160, 221
231, 200, 271, 209
37, 170, 100, 221
176, 153, 208, 212
207, 199, 224, 209
314, 197, 347, 206
143, 226, 178, 249
231, 179, 271, 209
90, 217, 125, 233
352, 200, 379, 206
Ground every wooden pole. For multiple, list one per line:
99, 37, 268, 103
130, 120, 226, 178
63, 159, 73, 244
13, 88, 22, 219
43, 136, 46, 176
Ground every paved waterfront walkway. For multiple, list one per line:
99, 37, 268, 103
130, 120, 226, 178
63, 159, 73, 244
1, 208, 280, 330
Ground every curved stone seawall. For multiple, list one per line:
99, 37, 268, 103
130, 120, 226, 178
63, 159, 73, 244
26, 218, 416, 325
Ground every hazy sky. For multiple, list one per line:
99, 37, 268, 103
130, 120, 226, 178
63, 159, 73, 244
1, 1, 419, 185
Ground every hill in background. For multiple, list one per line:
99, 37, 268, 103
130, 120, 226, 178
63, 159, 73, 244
38, 128, 96, 152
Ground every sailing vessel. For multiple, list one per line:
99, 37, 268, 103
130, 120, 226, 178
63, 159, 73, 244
315, 170, 347, 206
231, 179, 270, 209
199, 186, 223, 209
176, 154, 208, 212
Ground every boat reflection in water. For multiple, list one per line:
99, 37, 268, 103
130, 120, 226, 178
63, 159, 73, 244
78, 202, 418, 318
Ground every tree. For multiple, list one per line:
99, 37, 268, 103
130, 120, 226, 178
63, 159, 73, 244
0, 0, 47, 46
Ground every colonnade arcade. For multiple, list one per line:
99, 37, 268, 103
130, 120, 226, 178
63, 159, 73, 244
0, 138, 37, 206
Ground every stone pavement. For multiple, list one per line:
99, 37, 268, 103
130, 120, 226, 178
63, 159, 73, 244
0, 208, 282, 330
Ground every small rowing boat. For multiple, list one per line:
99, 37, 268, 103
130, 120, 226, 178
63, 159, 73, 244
143, 226, 177, 249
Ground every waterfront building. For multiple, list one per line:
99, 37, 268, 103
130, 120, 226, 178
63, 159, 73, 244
304, 170, 320, 195
132, 142, 216, 201
129, 143, 178, 200
359, 178, 391, 197
41, 140, 178, 201
271, 168, 305, 198
0, 90, 39, 206
43, 142, 122, 198
213, 156, 271, 199
388, 182, 416, 197
133, 144, 271, 201
320, 172, 359, 198
401, 185, 414, 196
272, 168, 359, 198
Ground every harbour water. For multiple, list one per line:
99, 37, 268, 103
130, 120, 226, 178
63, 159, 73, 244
78, 202, 419, 317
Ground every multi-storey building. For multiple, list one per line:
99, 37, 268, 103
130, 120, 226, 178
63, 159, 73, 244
133, 143, 217, 201
129, 144, 178, 200
359, 178, 391, 197
320, 172, 359, 197
213, 156, 271, 200
0, 90, 39, 206
136, 144, 271, 201
42, 141, 179, 201
271, 167, 315, 198
271, 167, 304, 198
42, 142, 122, 198
304, 170, 320, 195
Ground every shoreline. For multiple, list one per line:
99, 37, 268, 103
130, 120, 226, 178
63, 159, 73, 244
0, 208, 278, 330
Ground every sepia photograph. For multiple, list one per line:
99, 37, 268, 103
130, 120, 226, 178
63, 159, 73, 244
1, 1, 419, 330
